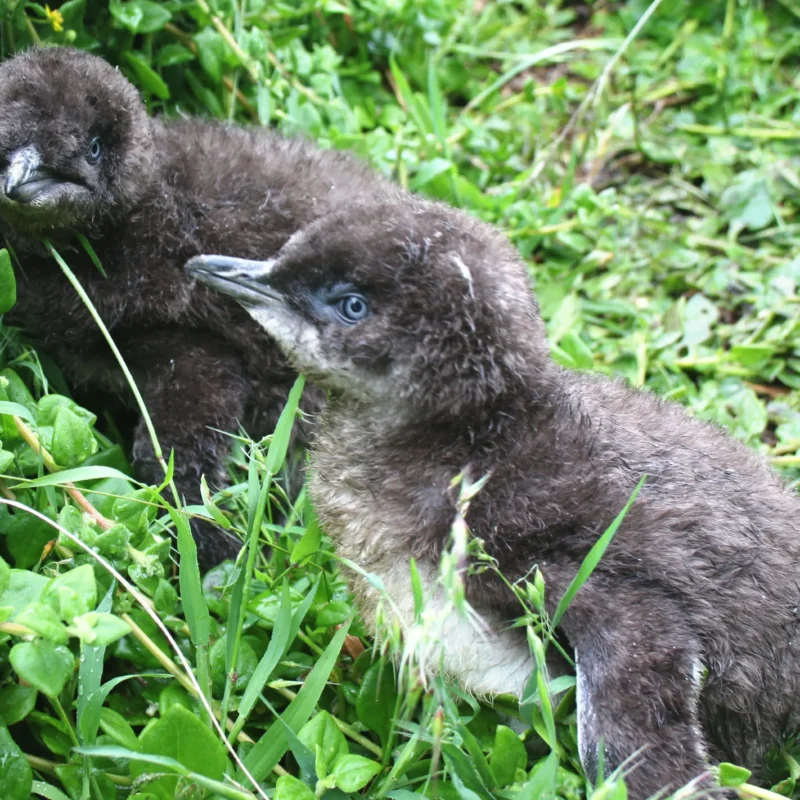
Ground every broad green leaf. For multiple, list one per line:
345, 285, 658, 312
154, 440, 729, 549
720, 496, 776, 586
0, 248, 17, 313
356, 660, 398, 745
274, 775, 315, 800
718, 762, 752, 787
490, 725, 527, 787
110, 1, 171, 34
42, 564, 97, 616
130, 705, 228, 797
98, 707, 140, 751
0, 684, 37, 726
331, 753, 381, 792
123, 52, 170, 99
0, 724, 32, 799
0, 554, 9, 595
10, 640, 75, 697
37, 394, 96, 427
70, 612, 131, 646
112, 488, 157, 535
298, 711, 348, 774
51, 405, 98, 467
0, 569, 48, 619
16, 603, 69, 643
6, 511, 55, 569
518, 751, 559, 800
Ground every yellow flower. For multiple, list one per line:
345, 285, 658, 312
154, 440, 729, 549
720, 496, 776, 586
44, 5, 64, 33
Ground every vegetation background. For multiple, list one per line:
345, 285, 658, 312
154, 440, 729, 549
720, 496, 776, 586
0, 0, 799, 798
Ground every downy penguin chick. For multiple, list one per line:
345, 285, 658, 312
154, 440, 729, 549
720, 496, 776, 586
187, 193, 800, 798
0, 47, 388, 567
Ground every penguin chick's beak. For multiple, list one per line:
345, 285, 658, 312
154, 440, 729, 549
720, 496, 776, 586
185, 254, 284, 308
3, 146, 60, 203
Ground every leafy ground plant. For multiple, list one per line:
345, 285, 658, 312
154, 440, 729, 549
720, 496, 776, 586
2, 0, 800, 798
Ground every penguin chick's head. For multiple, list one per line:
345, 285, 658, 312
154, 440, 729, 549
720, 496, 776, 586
0, 47, 153, 235
187, 193, 550, 418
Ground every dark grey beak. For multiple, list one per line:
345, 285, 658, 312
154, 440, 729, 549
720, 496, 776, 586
3, 146, 59, 203
185, 254, 282, 306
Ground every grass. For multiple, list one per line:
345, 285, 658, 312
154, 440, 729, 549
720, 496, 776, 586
1, 0, 800, 798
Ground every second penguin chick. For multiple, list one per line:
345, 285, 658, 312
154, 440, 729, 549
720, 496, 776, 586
0, 47, 389, 567
187, 194, 800, 798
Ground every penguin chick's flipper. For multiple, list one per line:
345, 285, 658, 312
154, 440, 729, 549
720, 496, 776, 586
125, 329, 248, 568
555, 572, 710, 796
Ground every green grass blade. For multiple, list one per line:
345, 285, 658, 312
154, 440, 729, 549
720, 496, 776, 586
265, 375, 305, 477
76, 233, 107, 278
230, 581, 294, 742
242, 621, 351, 782
551, 475, 646, 629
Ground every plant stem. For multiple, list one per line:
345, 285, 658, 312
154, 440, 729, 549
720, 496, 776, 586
26, 754, 132, 787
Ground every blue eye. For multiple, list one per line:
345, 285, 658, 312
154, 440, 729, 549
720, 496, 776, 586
335, 294, 370, 324
86, 137, 102, 164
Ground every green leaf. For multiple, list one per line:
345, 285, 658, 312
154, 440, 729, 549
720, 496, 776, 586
37, 395, 96, 428
6, 511, 55, 569
30, 780, 72, 800
111, 487, 157, 535
130, 705, 228, 797
0, 249, 17, 314
551, 475, 646, 629
290, 517, 321, 564
518, 751, 559, 800
16, 603, 69, 643
331, 753, 381, 792
298, 711, 348, 775
718, 762, 752, 787
243, 621, 351, 782
123, 52, 170, 99
356, 660, 398, 745
15, 465, 135, 489
42, 564, 97, 617
200, 475, 232, 529
51, 406, 98, 468
170, 506, 210, 647
0, 684, 37, 726
110, 0, 171, 33
70, 612, 131, 646
265, 375, 305, 476
274, 775, 315, 800
98, 707, 140, 751
0, 554, 9, 596
10, 640, 75, 698
0, 569, 48, 619
193, 28, 228, 83
490, 725, 527, 787
0, 724, 32, 799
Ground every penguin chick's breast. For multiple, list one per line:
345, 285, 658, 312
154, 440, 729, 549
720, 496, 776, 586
309, 444, 534, 698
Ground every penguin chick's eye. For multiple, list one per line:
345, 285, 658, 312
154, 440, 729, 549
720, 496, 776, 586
334, 294, 370, 324
86, 137, 102, 164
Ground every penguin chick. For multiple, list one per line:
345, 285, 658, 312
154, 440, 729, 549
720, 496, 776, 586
187, 193, 800, 798
0, 47, 388, 567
